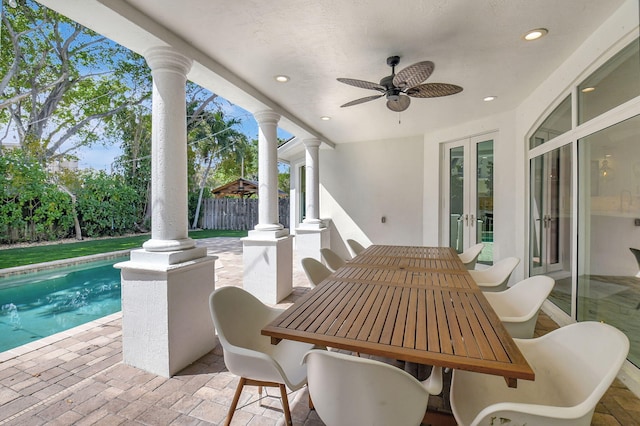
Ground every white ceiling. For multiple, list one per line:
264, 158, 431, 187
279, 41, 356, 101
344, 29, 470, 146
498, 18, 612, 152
37, 0, 627, 146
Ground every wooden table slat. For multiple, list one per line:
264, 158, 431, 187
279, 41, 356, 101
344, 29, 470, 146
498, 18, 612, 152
354, 285, 386, 341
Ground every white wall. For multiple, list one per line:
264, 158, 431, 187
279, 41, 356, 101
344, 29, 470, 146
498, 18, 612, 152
319, 135, 424, 259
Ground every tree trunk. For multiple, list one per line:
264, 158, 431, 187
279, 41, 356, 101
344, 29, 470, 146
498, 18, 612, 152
71, 196, 83, 241
191, 156, 214, 229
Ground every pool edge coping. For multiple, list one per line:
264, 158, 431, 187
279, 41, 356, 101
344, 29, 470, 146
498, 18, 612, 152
0, 250, 133, 278
0, 311, 122, 363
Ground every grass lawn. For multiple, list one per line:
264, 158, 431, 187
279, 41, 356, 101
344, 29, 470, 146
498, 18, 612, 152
0, 229, 248, 269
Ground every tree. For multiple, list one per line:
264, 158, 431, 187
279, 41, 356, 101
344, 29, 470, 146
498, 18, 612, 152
189, 108, 247, 228
0, 1, 150, 164
108, 106, 152, 231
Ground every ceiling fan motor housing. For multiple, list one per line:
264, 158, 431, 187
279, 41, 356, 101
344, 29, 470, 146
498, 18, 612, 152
387, 88, 401, 102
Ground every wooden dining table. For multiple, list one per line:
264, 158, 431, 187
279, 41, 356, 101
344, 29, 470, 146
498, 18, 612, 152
262, 245, 534, 387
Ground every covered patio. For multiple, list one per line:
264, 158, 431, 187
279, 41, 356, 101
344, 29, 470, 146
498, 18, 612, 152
13, 0, 640, 422
1, 238, 639, 425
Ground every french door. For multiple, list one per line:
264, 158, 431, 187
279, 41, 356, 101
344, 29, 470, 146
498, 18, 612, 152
442, 134, 495, 265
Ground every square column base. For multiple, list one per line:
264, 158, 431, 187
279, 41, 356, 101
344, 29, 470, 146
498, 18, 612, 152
115, 249, 216, 377
295, 226, 330, 264
242, 233, 294, 304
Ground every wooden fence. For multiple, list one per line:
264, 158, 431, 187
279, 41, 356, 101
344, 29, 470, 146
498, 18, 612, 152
199, 198, 289, 230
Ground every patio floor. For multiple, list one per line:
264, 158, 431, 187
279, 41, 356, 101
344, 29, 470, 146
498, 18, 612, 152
1, 237, 639, 425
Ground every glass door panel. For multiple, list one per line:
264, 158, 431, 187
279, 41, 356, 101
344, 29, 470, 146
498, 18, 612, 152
476, 139, 494, 265
299, 165, 306, 223
577, 114, 640, 367
529, 145, 573, 314
449, 146, 465, 252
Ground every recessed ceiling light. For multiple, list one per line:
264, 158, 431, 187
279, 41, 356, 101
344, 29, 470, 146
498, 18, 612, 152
320, 116, 331, 121
581, 87, 596, 93
523, 28, 548, 41
483, 96, 497, 102
274, 75, 290, 83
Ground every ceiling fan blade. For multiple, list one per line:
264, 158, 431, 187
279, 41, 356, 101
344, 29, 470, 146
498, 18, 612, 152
393, 61, 434, 89
386, 94, 411, 112
341, 94, 384, 108
337, 78, 385, 91
406, 83, 463, 98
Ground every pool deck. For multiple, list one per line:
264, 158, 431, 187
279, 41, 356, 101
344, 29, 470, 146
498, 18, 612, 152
1, 237, 639, 425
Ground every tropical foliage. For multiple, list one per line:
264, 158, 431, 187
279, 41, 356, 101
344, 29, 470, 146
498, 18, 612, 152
0, 1, 291, 244
0, 149, 73, 242
0, 0, 150, 163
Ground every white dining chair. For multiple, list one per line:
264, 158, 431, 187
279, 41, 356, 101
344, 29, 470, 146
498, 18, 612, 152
301, 257, 332, 287
458, 243, 485, 270
483, 275, 555, 338
209, 286, 315, 426
450, 322, 629, 426
303, 349, 443, 426
346, 239, 366, 256
468, 257, 520, 292
320, 248, 347, 272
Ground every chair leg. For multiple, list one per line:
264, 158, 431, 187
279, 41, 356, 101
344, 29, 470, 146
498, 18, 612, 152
278, 383, 293, 426
308, 391, 314, 410
225, 377, 246, 426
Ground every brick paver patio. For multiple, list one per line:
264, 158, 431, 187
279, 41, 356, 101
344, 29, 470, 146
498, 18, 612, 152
1, 237, 639, 425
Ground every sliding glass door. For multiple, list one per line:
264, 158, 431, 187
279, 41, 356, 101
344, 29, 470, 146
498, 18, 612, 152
529, 145, 573, 314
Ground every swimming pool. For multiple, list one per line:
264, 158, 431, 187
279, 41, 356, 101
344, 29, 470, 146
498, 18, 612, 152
0, 257, 125, 353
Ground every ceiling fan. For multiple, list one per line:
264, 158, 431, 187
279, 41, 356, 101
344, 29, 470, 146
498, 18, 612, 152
337, 56, 463, 112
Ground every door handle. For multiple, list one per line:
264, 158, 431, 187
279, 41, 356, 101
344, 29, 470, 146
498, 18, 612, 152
470, 214, 474, 226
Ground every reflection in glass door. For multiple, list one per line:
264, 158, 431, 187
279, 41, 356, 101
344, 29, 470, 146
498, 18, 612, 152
299, 165, 306, 223
529, 145, 573, 314
443, 135, 494, 265
448, 146, 466, 252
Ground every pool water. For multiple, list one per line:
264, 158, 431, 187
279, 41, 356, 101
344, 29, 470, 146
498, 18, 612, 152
0, 258, 125, 353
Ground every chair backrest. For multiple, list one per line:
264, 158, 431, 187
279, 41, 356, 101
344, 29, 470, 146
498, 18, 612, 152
469, 256, 520, 292
320, 248, 346, 271
451, 322, 629, 426
209, 286, 274, 351
458, 243, 485, 270
301, 257, 332, 287
346, 239, 366, 256
209, 286, 311, 390
303, 350, 430, 426
483, 275, 555, 338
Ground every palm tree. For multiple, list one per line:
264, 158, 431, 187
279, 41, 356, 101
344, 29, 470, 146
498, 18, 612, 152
189, 109, 245, 229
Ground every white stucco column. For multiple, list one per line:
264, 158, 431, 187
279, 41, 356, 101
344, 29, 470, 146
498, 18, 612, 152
302, 138, 323, 225
253, 110, 284, 232
143, 46, 195, 252
295, 139, 329, 267
242, 110, 293, 304
115, 46, 215, 378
